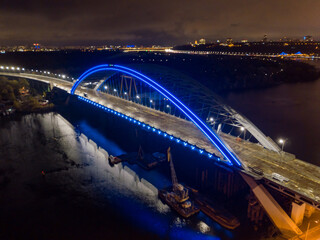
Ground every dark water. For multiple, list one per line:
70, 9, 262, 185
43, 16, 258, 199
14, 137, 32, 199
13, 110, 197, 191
224, 76, 320, 165
0, 113, 245, 240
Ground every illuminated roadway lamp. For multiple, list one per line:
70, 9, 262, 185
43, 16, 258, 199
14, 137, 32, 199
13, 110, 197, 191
104, 86, 108, 90
278, 138, 287, 151
11, 67, 15, 70
150, 100, 153, 103
183, 142, 188, 146
191, 146, 195, 150
124, 92, 127, 95
113, 89, 117, 92
6, 67, 9, 69
0, 66, 4, 69
17, 67, 20, 70
136, 95, 140, 99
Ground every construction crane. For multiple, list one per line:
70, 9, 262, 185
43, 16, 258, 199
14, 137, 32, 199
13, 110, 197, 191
167, 147, 189, 203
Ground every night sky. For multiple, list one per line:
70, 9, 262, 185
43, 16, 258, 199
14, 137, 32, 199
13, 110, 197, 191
1, 0, 319, 46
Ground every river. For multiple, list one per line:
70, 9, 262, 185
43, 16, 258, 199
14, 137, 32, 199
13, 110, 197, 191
0, 112, 242, 240
224, 62, 320, 165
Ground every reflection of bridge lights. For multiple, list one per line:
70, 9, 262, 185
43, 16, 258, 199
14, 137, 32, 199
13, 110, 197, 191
170, 136, 174, 140
176, 139, 180, 143
183, 142, 188, 146
163, 133, 167, 137
191, 146, 195, 150
152, 128, 156, 132
199, 149, 203, 154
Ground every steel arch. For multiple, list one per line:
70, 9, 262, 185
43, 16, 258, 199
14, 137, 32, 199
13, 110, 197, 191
71, 64, 242, 168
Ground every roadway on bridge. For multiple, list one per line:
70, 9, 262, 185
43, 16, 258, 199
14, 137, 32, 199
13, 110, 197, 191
75, 87, 320, 208
2, 72, 320, 207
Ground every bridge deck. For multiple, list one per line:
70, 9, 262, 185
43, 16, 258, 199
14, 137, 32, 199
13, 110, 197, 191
79, 88, 320, 206
1, 72, 320, 206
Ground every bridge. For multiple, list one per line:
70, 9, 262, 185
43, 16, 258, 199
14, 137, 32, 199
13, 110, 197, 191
1, 64, 320, 237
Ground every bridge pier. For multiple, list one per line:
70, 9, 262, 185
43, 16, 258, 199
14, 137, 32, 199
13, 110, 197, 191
291, 202, 306, 226
240, 172, 302, 237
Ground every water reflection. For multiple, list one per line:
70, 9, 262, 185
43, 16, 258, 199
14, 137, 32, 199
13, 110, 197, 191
0, 113, 239, 239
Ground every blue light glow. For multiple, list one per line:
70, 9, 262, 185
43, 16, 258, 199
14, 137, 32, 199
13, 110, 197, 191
72, 65, 242, 167
77, 95, 219, 161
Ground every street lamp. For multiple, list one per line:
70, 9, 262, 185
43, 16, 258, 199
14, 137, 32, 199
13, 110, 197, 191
240, 127, 246, 140
278, 138, 286, 152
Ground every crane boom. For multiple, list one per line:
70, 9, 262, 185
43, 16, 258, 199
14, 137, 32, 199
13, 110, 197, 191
167, 147, 178, 188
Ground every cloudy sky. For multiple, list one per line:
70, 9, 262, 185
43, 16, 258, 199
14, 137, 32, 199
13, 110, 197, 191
1, 0, 319, 46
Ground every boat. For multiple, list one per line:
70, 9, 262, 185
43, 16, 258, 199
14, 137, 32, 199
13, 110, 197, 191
136, 147, 166, 170
108, 155, 122, 165
158, 148, 200, 218
187, 188, 240, 230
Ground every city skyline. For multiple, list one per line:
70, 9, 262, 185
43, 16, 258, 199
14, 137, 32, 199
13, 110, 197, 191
1, 0, 320, 46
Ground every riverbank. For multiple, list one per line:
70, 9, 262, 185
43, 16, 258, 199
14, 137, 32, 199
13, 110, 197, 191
0, 76, 54, 117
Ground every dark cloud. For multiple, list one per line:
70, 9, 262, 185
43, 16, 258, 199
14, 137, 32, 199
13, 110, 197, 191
0, 0, 319, 46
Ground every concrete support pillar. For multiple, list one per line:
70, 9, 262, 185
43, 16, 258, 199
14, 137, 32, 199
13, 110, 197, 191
304, 204, 316, 218
291, 202, 306, 226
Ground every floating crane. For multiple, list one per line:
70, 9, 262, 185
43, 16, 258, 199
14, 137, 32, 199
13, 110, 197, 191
158, 148, 199, 217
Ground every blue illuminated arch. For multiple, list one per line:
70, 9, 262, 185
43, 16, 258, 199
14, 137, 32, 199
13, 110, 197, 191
71, 64, 242, 167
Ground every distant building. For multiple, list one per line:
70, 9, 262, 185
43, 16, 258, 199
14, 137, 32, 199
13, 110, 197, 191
262, 34, 268, 42
199, 38, 206, 45
241, 39, 248, 43
226, 38, 233, 44
303, 36, 313, 42
194, 40, 198, 45
33, 43, 41, 51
